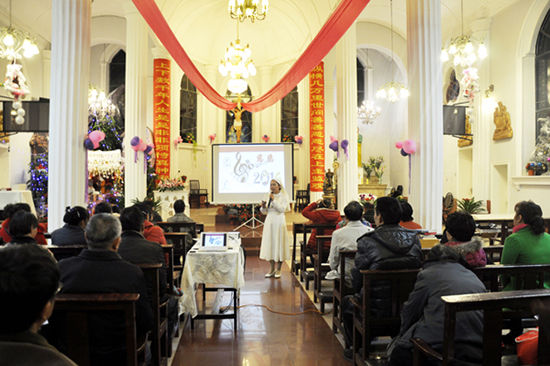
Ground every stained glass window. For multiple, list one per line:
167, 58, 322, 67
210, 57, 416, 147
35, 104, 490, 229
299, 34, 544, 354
281, 86, 298, 142
535, 9, 550, 138
180, 75, 197, 139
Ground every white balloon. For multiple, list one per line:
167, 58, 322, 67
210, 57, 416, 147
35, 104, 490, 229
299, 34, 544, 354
469, 116, 475, 124
17, 108, 25, 117
466, 107, 474, 116
15, 116, 24, 125
12, 101, 21, 109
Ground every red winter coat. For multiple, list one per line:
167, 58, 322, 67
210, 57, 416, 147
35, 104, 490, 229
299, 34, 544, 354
301, 202, 341, 250
143, 220, 167, 245
0, 219, 48, 245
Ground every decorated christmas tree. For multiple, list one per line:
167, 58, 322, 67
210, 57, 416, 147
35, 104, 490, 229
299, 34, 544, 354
527, 117, 550, 175
27, 153, 48, 219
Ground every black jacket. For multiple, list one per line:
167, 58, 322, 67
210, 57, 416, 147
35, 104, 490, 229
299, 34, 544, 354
53, 249, 153, 366
351, 224, 423, 293
117, 230, 168, 301
51, 224, 87, 246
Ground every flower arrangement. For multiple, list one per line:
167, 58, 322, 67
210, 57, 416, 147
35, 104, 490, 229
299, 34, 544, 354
359, 193, 376, 208
362, 163, 373, 180
457, 197, 485, 214
282, 134, 292, 142
223, 204, 262, 223
182, 133, 195, 144
363, 156, 385, 182
157, 177, 186, 192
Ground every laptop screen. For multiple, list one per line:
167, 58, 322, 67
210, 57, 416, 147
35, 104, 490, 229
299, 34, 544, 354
201, 233, 228, 248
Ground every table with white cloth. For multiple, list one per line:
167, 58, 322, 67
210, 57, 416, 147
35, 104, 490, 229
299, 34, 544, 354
178, 238, 245, 328
0, 191, 36, 215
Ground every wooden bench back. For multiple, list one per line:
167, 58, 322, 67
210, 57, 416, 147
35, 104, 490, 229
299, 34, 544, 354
53, 293, 141, 366
47, 245, 87, 261
157, 221, 197, 238
472, 263, 550, 292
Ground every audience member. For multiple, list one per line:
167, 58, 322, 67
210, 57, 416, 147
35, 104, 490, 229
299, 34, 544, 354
54, 214, 153, 365
167, 199, 195, 253
51, 206, 89, 246
143, 199, 163, 223
93, 201, 113, 215
326, 201, 373, 291
362, 201, 375, 226
0, 245, 77, 366
399, 202, 422, 230
443, 211, 486, 268
501, 200, 550, 344
135, 202, 167, 245
388, 245, 485, 366
341, 196, 423, 361
301, 198, 340, 252
0, 203, 47, 244
118, 206, 178, 337
6, 211, 40, 246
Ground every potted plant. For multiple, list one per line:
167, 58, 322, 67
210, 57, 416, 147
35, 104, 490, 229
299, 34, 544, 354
457, 197, 486, 214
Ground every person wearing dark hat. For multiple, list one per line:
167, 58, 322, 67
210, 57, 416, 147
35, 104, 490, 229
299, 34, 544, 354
0, 245, 77, 366
444, 211, 486, 268
51, 206, 89, 246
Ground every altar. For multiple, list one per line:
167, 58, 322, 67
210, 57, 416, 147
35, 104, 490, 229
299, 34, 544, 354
358, 183, 388, 198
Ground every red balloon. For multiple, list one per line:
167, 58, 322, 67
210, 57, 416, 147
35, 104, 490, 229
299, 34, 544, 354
395, 141, 403, 149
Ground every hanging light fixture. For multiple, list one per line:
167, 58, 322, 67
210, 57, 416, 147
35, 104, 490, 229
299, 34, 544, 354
376, 0, 408, 103
358, 48, 381, 124
0, 0, 39, 61
88, 86, 116, 118
219, 22, 257, 94
228, 0, 269, 23
440, 0, 487, 67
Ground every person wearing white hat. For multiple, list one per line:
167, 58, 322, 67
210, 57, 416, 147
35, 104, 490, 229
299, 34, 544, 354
259, 178, 290, 278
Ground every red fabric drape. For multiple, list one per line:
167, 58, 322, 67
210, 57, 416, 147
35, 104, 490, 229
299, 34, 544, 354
132, 0, 370, 112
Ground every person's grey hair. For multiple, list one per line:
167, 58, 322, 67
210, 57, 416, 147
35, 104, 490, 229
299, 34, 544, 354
85, 213, 122, 249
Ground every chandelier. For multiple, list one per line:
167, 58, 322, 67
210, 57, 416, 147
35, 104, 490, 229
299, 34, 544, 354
377, 0, 408, 103
357, 100, 381, 124
219, 23, 257, 94
88, 87, 116, 118
0, 0, 39, 61
228, 0, 269, 22
440, 0, 487, 67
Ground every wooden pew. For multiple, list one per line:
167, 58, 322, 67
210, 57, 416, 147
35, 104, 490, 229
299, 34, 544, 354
47, 245, 87, 261
135, 263, 169, 365
312, 235, 333, 312
411, 289, 550, 366
300, 223, 337, 286
352, 268, 421, 365
53, 293, 147, 366
332, 249, 357, 334
291, 222, 306, 275
483, 245, 503, 263
163, 232, 187, 272
472, 263, 550, 292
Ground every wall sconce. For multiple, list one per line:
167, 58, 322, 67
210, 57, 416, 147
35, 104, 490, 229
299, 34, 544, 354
485, 84, 494, 98
484, 84, 496, 107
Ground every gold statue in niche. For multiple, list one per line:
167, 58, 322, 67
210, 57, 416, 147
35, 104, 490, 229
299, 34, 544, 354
493, 101, 513, 141
458, 115, 473, 147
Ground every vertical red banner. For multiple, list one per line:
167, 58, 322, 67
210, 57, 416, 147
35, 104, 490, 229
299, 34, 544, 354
153, 59, 171, 180
309, 62, 325, 192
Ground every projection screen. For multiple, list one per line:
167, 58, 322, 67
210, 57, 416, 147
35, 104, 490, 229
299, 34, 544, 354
212, 143, 294, 205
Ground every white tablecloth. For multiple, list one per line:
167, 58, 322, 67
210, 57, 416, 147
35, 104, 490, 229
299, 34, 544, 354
178, 238, 245, 317
0, 191, 36, 215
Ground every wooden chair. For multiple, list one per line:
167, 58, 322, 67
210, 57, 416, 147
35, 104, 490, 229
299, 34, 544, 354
312, 235, 333, 312
135, 263, 169, 365
163, 232, 187, 274
300, 223, 337, 288
189, 180, 208, 208
482, 245, 504, 263
295, 189, 310, 212
47, 245, 87, 261
351, 268, 421, 365
332, 249, 357, 334
291, 222, 306, 275
53, 293, 147, 366
411, 289, 550, 366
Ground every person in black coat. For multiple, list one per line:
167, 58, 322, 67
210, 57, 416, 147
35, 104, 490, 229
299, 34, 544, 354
341, 197, 424, 361
51, 214, 153, 366
51, 206, 89, 246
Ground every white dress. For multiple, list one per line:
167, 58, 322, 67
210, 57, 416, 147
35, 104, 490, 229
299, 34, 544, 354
259, 191, 290, 262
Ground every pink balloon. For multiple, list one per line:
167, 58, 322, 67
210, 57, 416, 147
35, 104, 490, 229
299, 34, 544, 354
89, 130, 104, 143
403, 139, 417, 154
131, 145, 139, 152
138, 139, 147, 151
395, 141, 403, 149
92, 140, 99, 149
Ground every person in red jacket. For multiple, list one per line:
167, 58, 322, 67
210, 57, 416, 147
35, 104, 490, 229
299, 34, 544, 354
1, 203, 47, 245
301, 199, 341, 251
134, 202, 166, 245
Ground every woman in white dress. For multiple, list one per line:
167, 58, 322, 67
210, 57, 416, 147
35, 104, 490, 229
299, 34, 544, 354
259, 178, 290, 278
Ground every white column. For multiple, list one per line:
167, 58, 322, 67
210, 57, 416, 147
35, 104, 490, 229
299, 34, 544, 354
99, 60, 108, 94
48, 0, 91, 231
259, 66, 274, 141
123, 2, 148, 207
42, 50, 51, 98
406, 0, 443, 231
336, 22, 358, 212
471, 18, 492, 206
203, 64, 218, 191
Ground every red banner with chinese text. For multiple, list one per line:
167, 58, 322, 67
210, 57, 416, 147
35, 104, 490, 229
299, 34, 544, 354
153, 59, 171, 180
309, 62, 325, 192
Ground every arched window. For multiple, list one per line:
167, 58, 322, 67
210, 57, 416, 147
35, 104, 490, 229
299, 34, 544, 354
535, 10, 550, 138
180, 75, 197, 139
109, 50, 126, 93
357, 58, 365, 107
281, 86, 298, 142
226, 87, 253, 143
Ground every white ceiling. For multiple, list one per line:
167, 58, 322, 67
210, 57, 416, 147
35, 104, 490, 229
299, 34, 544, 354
0, 0, 522, 66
